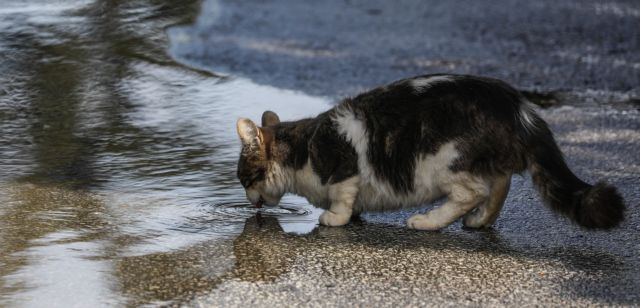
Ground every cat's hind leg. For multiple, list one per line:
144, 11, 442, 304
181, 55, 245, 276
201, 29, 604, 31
319, 176, 360, 226
408, 177, 489, 231
463, 174, 511, 228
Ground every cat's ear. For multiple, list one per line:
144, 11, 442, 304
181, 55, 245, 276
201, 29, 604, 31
261, 111, 280, 127
236, 118, 262, 148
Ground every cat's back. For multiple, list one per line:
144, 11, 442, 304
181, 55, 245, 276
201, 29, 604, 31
340, 74, 523, 120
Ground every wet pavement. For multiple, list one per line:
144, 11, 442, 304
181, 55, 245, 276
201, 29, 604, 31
173, 0, 640, 100
0, 0, 639, 307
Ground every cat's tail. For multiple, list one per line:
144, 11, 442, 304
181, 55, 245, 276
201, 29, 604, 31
518, 104, 625, 229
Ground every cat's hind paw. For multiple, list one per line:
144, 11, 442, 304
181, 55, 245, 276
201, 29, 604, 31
407, 214, 445, 231
463, 208, 495, 229
319, 210, 350, 226
462, 212, 491, 229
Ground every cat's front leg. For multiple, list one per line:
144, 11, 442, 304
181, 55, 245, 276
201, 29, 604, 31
319, 176, 360, 226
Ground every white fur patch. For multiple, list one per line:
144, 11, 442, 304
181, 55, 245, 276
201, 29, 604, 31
332, 106, 374, 181
290, 161, 330, 208
409, 75, 454, 93
332, 107, 462, 212
519, 102, 539, 133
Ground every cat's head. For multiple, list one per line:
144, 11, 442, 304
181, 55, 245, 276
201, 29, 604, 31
236, 111, 284, 207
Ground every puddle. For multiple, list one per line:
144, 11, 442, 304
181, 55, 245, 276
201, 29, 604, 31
192, 197, 322, 235
201, 200, 312, 222
0, 0, 327, 305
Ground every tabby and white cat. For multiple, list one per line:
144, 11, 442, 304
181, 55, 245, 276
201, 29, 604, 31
236, 74, 624, 230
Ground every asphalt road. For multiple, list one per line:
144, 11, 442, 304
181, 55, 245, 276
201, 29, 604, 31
170, 0, 640, 306
174, 0, 640, 100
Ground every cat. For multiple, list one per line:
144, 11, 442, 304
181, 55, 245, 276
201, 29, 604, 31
235, 74, 625, 230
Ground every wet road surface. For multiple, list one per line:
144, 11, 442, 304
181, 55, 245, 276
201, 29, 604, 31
1, 0, 639, 307
173, 0, 640, 100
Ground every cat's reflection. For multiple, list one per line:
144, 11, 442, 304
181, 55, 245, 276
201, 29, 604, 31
232, 213, 301, 282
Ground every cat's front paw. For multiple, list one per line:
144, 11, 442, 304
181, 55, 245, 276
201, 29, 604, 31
319, 210, 350, 227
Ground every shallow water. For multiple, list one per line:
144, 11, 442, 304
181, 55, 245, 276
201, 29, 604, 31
0, 0, 326, 305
